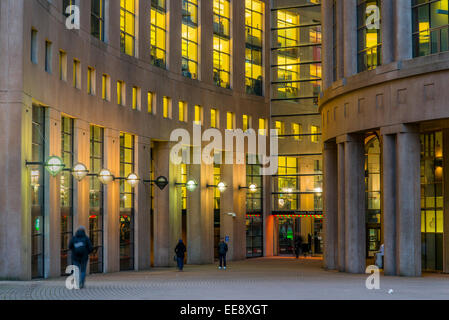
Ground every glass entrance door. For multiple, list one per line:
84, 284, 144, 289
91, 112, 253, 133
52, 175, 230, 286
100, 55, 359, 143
278, 216, 300, 255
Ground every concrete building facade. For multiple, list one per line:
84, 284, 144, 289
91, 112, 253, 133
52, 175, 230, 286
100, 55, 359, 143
321, 0, 449, 276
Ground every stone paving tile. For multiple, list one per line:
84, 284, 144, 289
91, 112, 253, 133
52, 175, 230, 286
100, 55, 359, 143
1, 257, 449, 300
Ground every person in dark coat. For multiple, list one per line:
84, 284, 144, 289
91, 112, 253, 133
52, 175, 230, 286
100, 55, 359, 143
68, 226, 93, 289
308, 233, 313, 255
218, 238, 228, 270
175, 239, 187, 271
294, 235, 303, 259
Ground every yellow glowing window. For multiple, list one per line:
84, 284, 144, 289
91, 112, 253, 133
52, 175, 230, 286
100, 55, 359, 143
102, 74, 110, 101
211, 109, 219, 128
148, 92, 154, 114
292, 123, 302, 141
357, 0, 381, 71
179, 101, 187, 122
194, 105, 203, 125
120, 0, 136, 56
213, 0, 231, 89
277, 156, 298, 210
226, 112, 235, 130
259, 118, 266, 135
181, 163, 187, 210
163, 96, 171, 118
151, 0, 167, 68
132, 86, 140, 110
73, 59, 81, 89
182, 0, 199, 79
117, 81, 125, 106
243, 115, 250, 131
275, 121, 285, 136
311, 125, 320, 143
87, 67, 95, 95
245, 0, 264, 96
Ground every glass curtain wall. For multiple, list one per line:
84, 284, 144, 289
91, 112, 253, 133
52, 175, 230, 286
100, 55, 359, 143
61, 116, 74, 275
413, 0, 449, 57
120, 0, 136, 56
89, 125, 104, 273
421, 132, 444, 271
120, 133, 135, 271
245, 0, 264, 95
213, 0, 231, 88
182, 0, 199, 79
271, 0, 323, 255
31, 105, 46, 279
246, 157, 263, 257
151, 0, 167, 68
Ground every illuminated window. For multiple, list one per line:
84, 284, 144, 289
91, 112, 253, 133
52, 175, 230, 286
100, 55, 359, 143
243, 115, 252, 131
59, 50, 67, 81
87, 67, 96, 95
275, 121, 285, 136
194, 105, 203, 125
117, 80, 125, 106
213, 0, 231, 89
132, 86, 140, 110
258, 118, 266, 135
163, 96, 172, 119
102, 74, 110, 101
148, 92, 155, 114
211, 108, 219, 128
245, 0, 264, 96
311, 125, 320, 143
226, 112, 235, 130
120, 0, 136, 56
277, 156, 298, 211
357, 0, 381, 72
181, 163, 187, 210
73, 59, 81, 89
412, 0, 449, 57
91, 0, 105, 41
151, 0, 167, 68
182, 0, 199, 79
292, 123, 302, 141
179, 101, 188, 122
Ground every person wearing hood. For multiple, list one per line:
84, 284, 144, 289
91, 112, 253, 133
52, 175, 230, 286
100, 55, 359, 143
174, 239, 187, 271
69, 226, 93, 288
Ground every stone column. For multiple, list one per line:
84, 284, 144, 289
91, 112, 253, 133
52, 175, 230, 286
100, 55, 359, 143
153, 141, 182, 267
381, 132, 397, 275
343, 134, 366, 274
443, 129, 449, 274
200, 0, 213, 84
336, 0, 345, 80
168, 0, 182, 74
323, 141, 338, 270
343, 0, 358, 78
103, 129, 120, 273
337, 141, 345, 271
381, 0, 394, 65
394, 0, 413, 61
134, 135, 152, 270
321, 0, 334, 90
232, 0, 246, 93
187, 161, 214, 265
396, 128, 421, 276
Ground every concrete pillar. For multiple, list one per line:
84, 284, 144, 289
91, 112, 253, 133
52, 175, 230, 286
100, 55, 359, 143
323, 141, 338, 270
168, 0, 182, 74
336, 0, 345, 80
394, 0, 413, 61
342, 134, 366, 274
200, 0, 213, 84
153, 141, 182, 267
221, 162, 246, 261
103, 128, 120, 273
232, 0, 245, 93
396, 128, 421, 276
343, 0, 357, 77
443, 129, 449, 274
381, 0, 394, 64
134, 136, 152, 270
321, 0, 334, 90
187, 162, 214, 265
337, 141, 345, 271
263, 175, 274, 257
381, 133, 397, 275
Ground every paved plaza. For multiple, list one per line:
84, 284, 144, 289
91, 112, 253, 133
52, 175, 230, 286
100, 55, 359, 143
1, 257, 448, 300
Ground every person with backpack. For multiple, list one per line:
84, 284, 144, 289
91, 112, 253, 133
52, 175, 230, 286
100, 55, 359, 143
218, 238, 228, 270
69, 226, 93, 289
174, 239, 187, 271
294, 235, 303, 259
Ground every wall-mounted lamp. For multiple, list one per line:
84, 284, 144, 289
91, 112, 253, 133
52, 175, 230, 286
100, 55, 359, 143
175, 179, 198, 192
207, 181, 227, 193
98, 168, 114, 185
143, 176, 169, 190
239, 183, 258, 193
72, 163, 89, 181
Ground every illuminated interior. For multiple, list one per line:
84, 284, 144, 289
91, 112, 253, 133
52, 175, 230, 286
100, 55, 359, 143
151, 0, 167, 68
120, 0, 136, 56
213, 0, 231, 88
245, 0, 264, 96
357, 0, 381, 72
182, 0, 199, 79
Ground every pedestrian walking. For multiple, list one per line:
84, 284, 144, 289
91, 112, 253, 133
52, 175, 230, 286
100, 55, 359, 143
294, 235, 303, 259
308, 233, 313, 255
68, 226, 93, 289
218, 238, 228, 270
175, 239, 187, 271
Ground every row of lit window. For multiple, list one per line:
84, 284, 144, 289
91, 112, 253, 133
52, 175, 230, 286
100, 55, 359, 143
60, 0, 265, 94
274, 121, 321, 143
